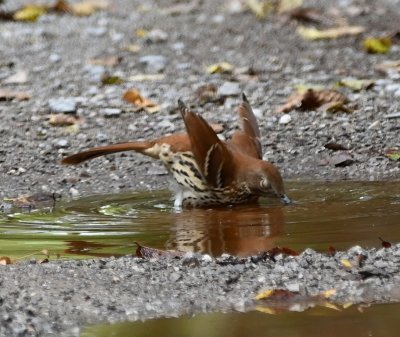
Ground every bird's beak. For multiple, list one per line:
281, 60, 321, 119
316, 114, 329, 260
280, 194, 292, 205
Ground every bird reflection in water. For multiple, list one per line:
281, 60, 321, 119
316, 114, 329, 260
166, 205, 285, 257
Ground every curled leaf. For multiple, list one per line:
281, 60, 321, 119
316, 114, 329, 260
297, 25, 365, 40
276, 89, 348, 113
122, 89, 160, 113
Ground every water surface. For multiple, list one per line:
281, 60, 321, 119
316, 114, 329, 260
0, 181, 399, 258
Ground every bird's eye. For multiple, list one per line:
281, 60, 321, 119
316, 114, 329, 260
260, 179, 269, 189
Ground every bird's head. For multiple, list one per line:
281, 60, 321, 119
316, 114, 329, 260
247, 161, 291, 205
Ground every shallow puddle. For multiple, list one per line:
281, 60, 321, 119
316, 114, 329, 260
81, 302, 400, 337
0, 181, 399, 258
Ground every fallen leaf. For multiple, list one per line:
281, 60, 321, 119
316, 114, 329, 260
39, 258, 49, 264
277, 0, 303, 13
206, 62, 234, 74
135, 242, 184, 259
375, 60, 400, 74
324, 142, 348, 151
13, 5, 46, 21
363, 37, 391, 54
101, 74, 124, 85
336, 78, 374, 92
379, 237, 392, 248
0, 89, 30, 101
3, 70, 29, 84
245, 0, 272, 19
41, 249, 50, 257
287, 7, 323, 23
340, 259, 353, 268
135, 28, 149, 38
276, 89, 348, 113
195, 84, 218, 104
88, 56, 122, 67
0, 256, 12, 265
297, 25, 365, 40
123, 44, 142, 53
6, 192, 61, 208
70, 0, 109, 16
255, 289, 297, 301
385, 149, 400, 161
160, 0, 200, 16
48, 114, 81, 126
122, 89, 160, 113
322, 289, 337, 298
328, 246, 337, 256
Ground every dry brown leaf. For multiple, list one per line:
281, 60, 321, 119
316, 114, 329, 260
0, 89, 30, 101
0, 256, 12, 265
287, 7, 323, 23
324, 142, 349, 151
276, 89, 348, 113
135, 242, 184, 259
48, 114, 81, 126
123, 89, 160, 113
379, 237, 392, 248
195, 84, 218, 104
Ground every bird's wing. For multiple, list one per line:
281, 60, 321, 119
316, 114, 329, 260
178, 100, 235, 188
229, 93, 263, 159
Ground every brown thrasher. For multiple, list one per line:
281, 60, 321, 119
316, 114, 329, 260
61, 94, 291, 208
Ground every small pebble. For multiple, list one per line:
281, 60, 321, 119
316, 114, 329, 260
48, 98, 77, 114
101, 108, 122, 118
279, 114, 292, 125
218, 82, 241, 96
139, 55, 167, 73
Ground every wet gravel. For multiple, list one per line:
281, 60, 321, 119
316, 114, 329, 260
2, 246, 400, 337
1, 0, 400, 336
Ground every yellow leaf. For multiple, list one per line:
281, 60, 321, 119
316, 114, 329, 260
136, 29, 149, 38
13, 5, 46, 21
294, 83, 325, 94
297, 25, 365, 40
322, 289, 336, 298
124, 44, 142, 53
342, 302, 353, 309
255, 306, 277, 315
278, 0, 303, 13
206, 62, 234, 74
245, 0, 272, 19
336, 78, 374, 92
363, 37, 391, 54
340, 259, 352, 268
254, 289, 274, 300
322, 302, 341, 311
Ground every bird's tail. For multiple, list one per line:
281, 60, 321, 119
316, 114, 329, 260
61, 141, 154, 165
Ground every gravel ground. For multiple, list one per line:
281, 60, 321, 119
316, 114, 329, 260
2, 246, 400, 337
1, 0, 400, 336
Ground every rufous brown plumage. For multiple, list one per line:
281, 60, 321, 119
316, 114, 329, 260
61, 94, 291, 208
